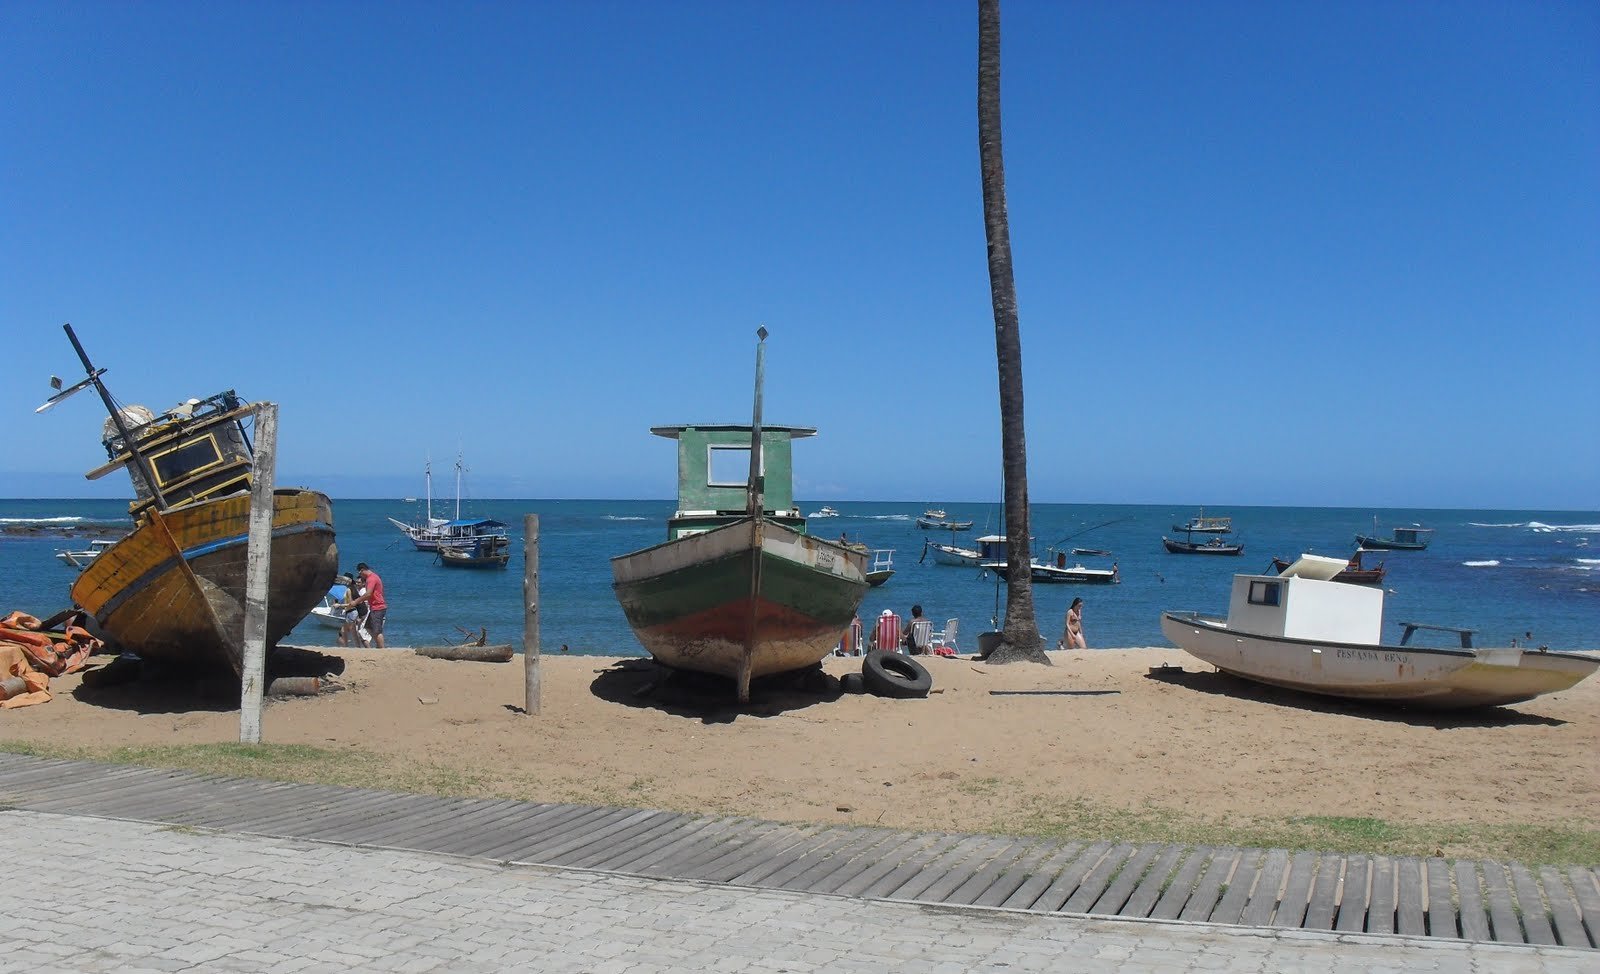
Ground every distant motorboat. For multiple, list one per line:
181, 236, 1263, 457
1356, 516, 1433, 551
985, 549, 1119, 585
1163, 533, 1244, 555
922, 534, 1009, 567
1173, 510, 1233, 534
55, 538, 119, 571
1161, 554, 1599, 709
808, 506, 841, 518
917, 509, 974, 531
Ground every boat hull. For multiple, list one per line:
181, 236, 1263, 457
72, 489, 338, 675
987, 563, 1117, 584
1160, 611, 1599, 709
612, 518, 868, 682
917, 518, 973, 531
1355, 535, 1428, 551
1163, 537, 1243, 555
925, 542, 982, 567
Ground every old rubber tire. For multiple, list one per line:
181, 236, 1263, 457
861, 650, 932, 699
839, 672, 865, 695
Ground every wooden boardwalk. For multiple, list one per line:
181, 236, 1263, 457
1, 752, 1594, 950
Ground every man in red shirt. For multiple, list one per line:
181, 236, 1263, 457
352, 563, 388, 648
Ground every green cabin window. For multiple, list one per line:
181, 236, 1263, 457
707, 445, 761, 487
1248, 580, 1281, 607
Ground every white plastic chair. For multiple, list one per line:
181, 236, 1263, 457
906, 618, 934, 654
929, 618, 959, 654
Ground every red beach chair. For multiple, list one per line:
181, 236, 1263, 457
871, 610, 902, 654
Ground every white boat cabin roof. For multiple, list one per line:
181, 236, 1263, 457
1273, 553, 1349, 581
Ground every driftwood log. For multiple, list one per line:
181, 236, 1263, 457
413, 644, 515, 663
266, 676, 322, 696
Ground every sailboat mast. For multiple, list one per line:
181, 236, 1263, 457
425, 458, 434, 523
62, 323, 170, 511
455, 452, 463, 521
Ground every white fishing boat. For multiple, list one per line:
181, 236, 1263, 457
921, 534, 1007, 567
916, 508, 974, 530
807, 506, 840, 518
865, 548, 895, 587
388, 453, 502, 551
55, 538, 119, 571
1160, 554, 1600, 709
987, 550, 1119, 585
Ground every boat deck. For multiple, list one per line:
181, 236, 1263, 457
0, 752, 1593, 951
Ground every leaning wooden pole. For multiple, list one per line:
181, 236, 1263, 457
523, 513, 541, 715
739, 326, 769, 705
239, 402, 278, 743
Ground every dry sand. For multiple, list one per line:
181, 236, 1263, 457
7, 646, 1598, 841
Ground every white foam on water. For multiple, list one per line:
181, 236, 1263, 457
603, 515, 649, 521
1463, 560, 1500, 567
1468, 521, 1526, 528
1528, 521, 1600, 533
0, 516, 86, 524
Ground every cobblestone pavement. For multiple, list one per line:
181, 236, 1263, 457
3, 812, 1590, 973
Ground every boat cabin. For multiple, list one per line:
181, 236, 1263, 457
1392, 527, 1433, 546
976, 535, 1011, 561
1227, 554, 1383, 644
652, 424, 811, 540
85, 391, 259, 517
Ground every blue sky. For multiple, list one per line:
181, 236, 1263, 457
3, 1, 1596, 509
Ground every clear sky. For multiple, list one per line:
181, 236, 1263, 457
4, 1, 1596, 509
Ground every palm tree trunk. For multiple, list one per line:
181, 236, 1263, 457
977, 0, 1048, 665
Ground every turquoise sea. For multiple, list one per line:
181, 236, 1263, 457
2, 498, 1597, 654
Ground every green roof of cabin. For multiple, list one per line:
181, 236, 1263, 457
651, 425, 814, 513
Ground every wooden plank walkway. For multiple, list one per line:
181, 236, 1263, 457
0, 752, 1594, 950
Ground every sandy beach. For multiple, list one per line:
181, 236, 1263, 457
5, 646, 1597, 851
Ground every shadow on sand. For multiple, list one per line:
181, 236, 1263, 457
1143, 665, 1567, 728
587, 657, 845, 725
69, 645, 347, 716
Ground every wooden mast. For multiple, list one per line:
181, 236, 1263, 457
739, 326, 769, 704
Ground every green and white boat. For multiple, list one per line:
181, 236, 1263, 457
611, 333, 868, 702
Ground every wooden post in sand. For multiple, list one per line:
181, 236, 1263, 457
523, 514, 541, 715
239, 402, 278, 743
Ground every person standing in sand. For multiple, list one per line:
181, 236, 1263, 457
1058, 597, 1086, 650
347, 563, 388, 648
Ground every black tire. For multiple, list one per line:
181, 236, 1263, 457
861, 650, 932, 699
839, 672, 865, 695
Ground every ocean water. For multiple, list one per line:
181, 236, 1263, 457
2, 498, 1597, 654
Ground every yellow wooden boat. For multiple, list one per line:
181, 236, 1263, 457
47, 327, 338, 676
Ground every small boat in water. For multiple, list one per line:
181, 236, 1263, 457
984, 549, 1119, 585
1355, 517, 1433, 551
55, 538, 119, 571
1270, 549, 1385, 586
611, 330, 869, 703
864, 548, 895, 587
807, 506, 840, 518
1172, 510, 1233, 534
1163, 533, 1244, 555
437, 532, 511, 569
1160, 553, 1600, 709
922, 534, 1008, 567
43, 325, 337, 677
917, 509, 974, 531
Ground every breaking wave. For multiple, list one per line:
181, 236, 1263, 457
602, 515, 649, 521
1467, 521, 1600, 532
1463, 560, 1500, 567
0, 516, 88, 525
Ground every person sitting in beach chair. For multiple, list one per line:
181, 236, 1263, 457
902, 604, 933, 656
868, 609, 901, 654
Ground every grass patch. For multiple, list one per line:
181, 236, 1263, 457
999, 795, 1600, 866
4, 740, 1596, 866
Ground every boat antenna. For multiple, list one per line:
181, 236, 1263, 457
1049, 516, 1131, 549
56, 323, 170, 510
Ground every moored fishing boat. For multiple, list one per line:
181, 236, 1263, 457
922, 534, 1007, 567
43, 325, 337, 677
437, 532, 511, 569
1163, 532, 1244, 555
1356, 516, 1434, 551
1160, 554, 1599, 709
611, 330, 869, 702
389, 453, 500, 551
917, 508, 974, 531
1172, 510, 1233, 534
1270, 549, 1385, 586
